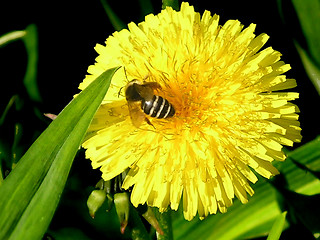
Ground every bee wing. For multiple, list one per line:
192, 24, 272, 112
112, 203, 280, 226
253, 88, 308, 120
127, 101, 146, 128
134, 82, 161, 101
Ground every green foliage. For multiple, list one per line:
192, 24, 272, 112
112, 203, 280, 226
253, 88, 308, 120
278, 0, 320, 95
291, 0, 320, 68
0, 67, 119, 239
266, 212, 287, 240
0, 30, 26, 47
0, 25, 42, 101
295, 41, 320, 95
22, 24, 42, 102
100, 0, 126, 31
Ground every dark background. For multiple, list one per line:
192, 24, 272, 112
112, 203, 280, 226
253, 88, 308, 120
1, 0, 319, 239
1, 0, 318, 143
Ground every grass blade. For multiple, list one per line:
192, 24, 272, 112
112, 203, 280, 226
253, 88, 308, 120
99, 0, 126, 31
22, 24, 42, 102
295, 41, 320, 95
0, 31, 26, 47
292, 0, 320, 67
267, 212, 287, 240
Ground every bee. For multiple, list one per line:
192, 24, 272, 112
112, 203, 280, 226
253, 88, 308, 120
124, 79, 175, 127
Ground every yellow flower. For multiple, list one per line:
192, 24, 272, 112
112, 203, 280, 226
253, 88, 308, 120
79, 2, 302, 220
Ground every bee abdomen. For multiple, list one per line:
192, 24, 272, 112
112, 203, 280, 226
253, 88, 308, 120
142, 95, 175, 118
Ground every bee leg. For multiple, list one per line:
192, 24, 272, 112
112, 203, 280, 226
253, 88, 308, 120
118, 86, 124, 97
145, 117, 155, 129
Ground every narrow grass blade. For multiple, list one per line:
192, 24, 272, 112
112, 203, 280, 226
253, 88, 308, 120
22, 24, 41, 102
295, 41, 320, 95
0, 31, 26, 47
100, 0, 126, 31
267, 212, 287, 240
292, 0, 320, 67
138, 0, 154, 16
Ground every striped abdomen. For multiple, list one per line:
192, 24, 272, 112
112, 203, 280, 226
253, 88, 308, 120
141, 95, 175, 118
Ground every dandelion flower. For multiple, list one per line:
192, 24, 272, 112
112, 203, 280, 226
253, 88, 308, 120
79, 2, 302, 220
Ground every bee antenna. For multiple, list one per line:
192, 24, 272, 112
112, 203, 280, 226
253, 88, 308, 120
118, 66, 128, 98
123, 66, 129, 81
118, 86, 124, 98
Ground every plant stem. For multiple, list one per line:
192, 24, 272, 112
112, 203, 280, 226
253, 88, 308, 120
129, 205, 151, 240
153, 208, 173, 240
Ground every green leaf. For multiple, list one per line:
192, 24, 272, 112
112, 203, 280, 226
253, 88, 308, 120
290, 0, 320, 95
280, 136, 320, 195
22, 24, 42, 102
138, 0, 154, 16
273, 137, 320, 237
267, 212, 287, 240
99, 0, 126, 31
295, 41, 320, 95
291, 0, 320, 68
162, 0, 179, 11
172, 136, 320, 240
276, 189, 320, 237
0, 67, 119, 240
0, 30, 26, 48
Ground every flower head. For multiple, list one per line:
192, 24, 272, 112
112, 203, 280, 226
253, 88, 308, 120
79, 2, 302, 220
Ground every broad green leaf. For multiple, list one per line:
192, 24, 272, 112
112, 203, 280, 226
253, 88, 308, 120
22, 24, 42, 102
172, 136, 320, 240
292, 0, 320, 68
0, 67, 119, 240
274, 138, 320, 237
280, 136, 320, 195
267, 212, 287, 240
